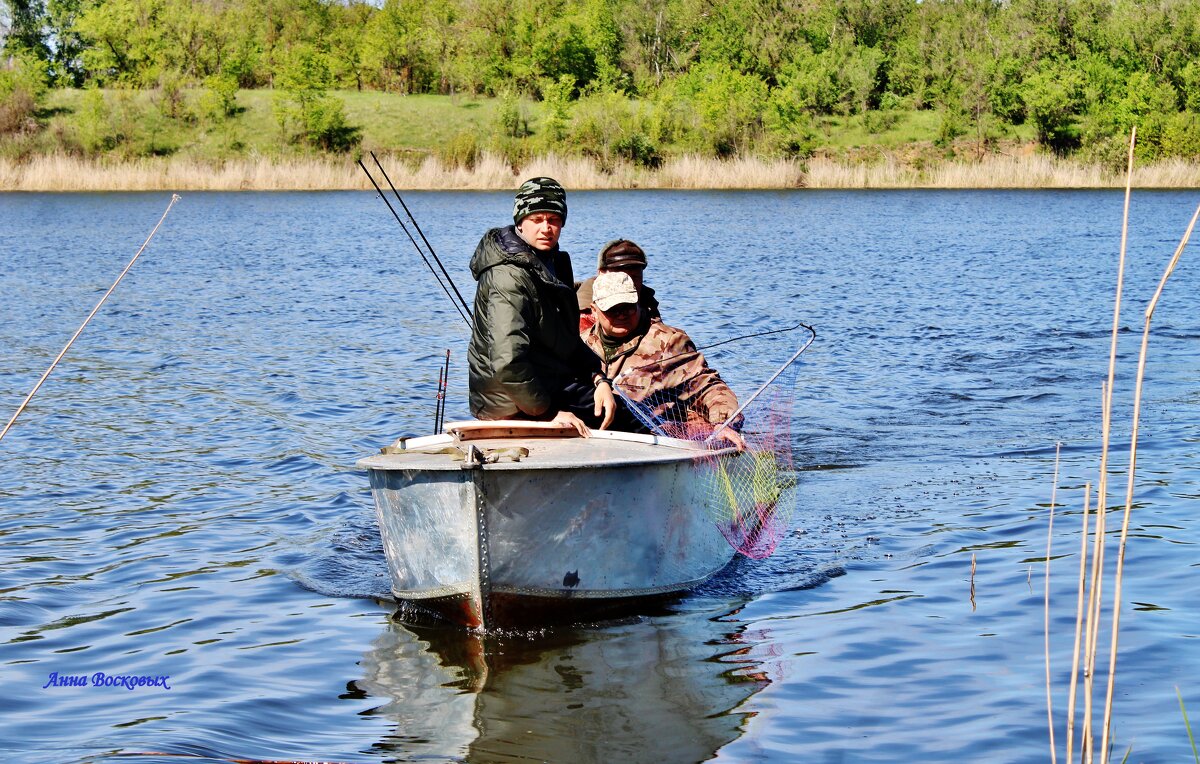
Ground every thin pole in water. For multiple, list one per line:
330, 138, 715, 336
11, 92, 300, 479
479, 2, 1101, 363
0, 194, 181, 445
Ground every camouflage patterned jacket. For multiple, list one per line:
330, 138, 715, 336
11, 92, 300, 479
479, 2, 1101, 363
582, 318, 739, 429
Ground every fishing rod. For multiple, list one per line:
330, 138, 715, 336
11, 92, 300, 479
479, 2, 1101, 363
438, 349, 450, 433
0, 194, 181, 445
434, 364, 445, 434
357, 159, 472, 327
431, 348, 451, 434
369, 151, 472, 320
705, 324, 816, 445
618, 321, 814, 378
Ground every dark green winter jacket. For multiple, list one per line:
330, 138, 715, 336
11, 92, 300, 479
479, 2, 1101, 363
468, 226, 601, 419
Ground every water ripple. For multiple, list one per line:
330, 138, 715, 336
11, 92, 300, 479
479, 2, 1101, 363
3, 190, 1200, 762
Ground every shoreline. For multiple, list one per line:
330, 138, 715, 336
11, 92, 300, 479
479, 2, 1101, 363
3, 152, 1200, 191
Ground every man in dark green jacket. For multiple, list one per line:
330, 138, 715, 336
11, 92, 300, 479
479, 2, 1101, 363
467, 177, 616, 435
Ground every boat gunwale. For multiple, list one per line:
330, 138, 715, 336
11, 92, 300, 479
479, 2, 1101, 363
356, 429, 739, 472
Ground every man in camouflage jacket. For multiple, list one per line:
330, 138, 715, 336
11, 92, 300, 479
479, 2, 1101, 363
582, 271, 742, 444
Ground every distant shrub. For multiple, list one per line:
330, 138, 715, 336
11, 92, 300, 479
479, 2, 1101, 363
302, 96, 359, 152
494, 91, 529, 138
570, 89, 624, 159
539, 75, 574, 145
438, 130, 480, 169
1078, 133, 1130, 172
72, 88, 116, 153
274, 46, 361, 152
613, 132, 661, 168
764, 89, 818, 159
678, 63, 768, 157
863, 109, 899, 134
0, 53, 47, 136
1161, 112, 1200, 158
878, 92, 905, 111
156, 71, 187, 120
935, 109, 967, 148
197, 73, 239, 122
68, 88, 177, 157
1183, 62, 1200, 113
1022, 62, 1084, 153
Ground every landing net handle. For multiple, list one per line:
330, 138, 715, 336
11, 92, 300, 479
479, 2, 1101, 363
705, 323, 816, 445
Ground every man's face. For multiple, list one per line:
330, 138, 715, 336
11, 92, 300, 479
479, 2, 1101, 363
602, 265, 644, 291
517, 212, 564, 251
594, 300, 641, 339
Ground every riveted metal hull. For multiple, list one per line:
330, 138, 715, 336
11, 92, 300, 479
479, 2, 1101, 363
361, 431, 739, 629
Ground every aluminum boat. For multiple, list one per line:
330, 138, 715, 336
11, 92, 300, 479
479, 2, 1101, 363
357, 420, 741, 629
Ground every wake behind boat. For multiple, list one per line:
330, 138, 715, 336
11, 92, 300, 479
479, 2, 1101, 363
358, 421, 743, 629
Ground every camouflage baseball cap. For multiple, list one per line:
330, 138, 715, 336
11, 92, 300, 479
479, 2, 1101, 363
591, 272, 639, 311
513, 177, 567, 224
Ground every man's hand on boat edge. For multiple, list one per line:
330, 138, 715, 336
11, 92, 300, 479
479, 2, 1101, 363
714, 427, 746, 451
551, 410, 594, 437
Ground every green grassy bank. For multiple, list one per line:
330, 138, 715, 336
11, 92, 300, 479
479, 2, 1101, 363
10, 88, 1034, 166
3, 89, 1197, 190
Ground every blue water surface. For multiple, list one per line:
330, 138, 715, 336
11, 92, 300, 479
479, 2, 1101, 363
2, 189, 1199, 763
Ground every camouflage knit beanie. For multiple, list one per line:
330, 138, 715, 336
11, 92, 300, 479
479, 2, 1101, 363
513, 177, 568, 224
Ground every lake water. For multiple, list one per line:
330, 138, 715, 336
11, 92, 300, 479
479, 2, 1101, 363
2, 188, 1199, 763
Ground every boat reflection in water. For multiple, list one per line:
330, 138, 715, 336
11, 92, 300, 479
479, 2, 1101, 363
355, 602, 772, 762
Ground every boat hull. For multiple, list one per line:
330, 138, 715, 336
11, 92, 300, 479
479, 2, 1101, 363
363, 432, 738, 629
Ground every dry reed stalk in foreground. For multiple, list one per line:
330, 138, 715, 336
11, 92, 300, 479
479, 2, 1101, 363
0, 194, 180, 443
1098, 200, 1200, 764
1046, 442, 1062, 764
969, 553, 976, 611
1092, 126, 1137, 763
1081, 487, 1107, 764
1075, 129, 1136, 764
1066, 483, 1092, 764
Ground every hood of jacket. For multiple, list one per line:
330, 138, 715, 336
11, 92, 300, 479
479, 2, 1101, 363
470, 225, 566, 285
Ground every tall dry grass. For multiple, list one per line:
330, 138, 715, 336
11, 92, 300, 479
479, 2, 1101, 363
2, 151, 1198, 191
1046, 129, 1200, 764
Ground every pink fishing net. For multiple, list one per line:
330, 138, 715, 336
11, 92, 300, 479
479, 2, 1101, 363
611, 326, 812, 560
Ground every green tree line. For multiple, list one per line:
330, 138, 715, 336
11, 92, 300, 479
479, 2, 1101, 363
3, 0, 1200, 164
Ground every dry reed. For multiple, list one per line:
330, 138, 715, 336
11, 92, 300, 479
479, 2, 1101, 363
1082, 485, 1107, 764
1087, 130, 1137, 764
3, 151, 1200, 192
1051, 127, 1199, 763
969, 553, 977, 611
0, 195, 180, 443
1066, 483, 1092, 764
1046, 442, 1062, 764
1098, 200, 1200, 763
